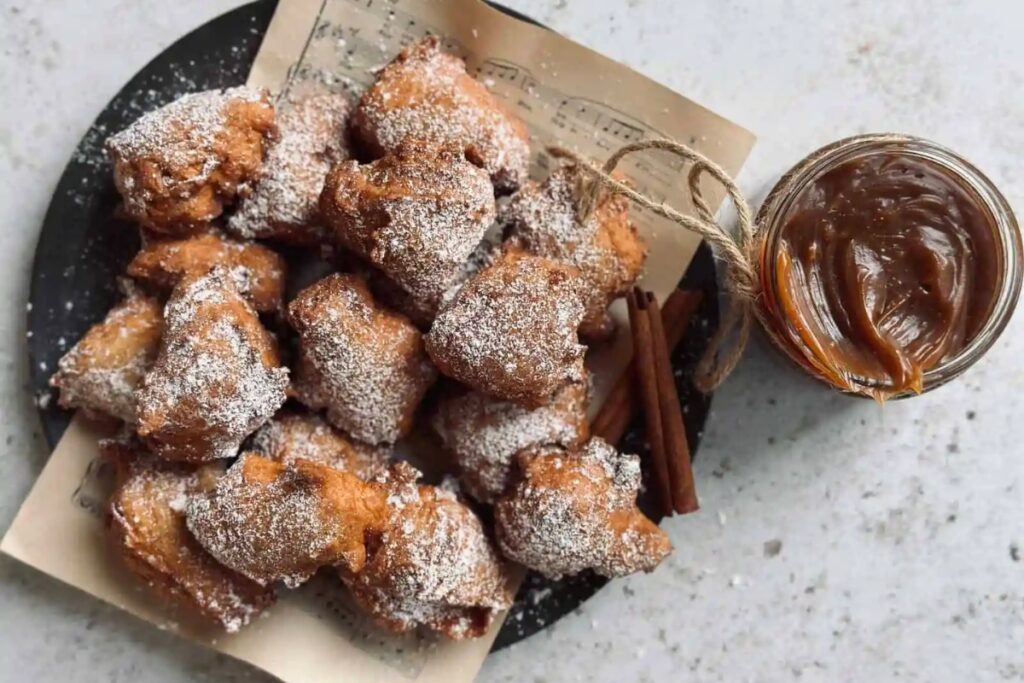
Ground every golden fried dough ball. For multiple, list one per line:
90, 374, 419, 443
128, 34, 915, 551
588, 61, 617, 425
494, 437, 672, 579
350, 36, 530, 192
288, 273, 437, 444
501, 165, 647, 340
50, 292, 163, 424
186, 453, 387, 587
432, 379, 589, 503
250, 409, 390, 479
341, 464, 515, 639
337, 229, 501, 329
126, 229, 286, 313
104, 440, 275, 631
320, 142, 496, 307
228, 93, 351, 245
107, 87, 276, 236
353, 263, 439, 330
425, 248, 586, 407
136, 269, 289, 463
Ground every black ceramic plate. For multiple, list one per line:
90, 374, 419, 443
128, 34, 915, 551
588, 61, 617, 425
26, 0, 718, 651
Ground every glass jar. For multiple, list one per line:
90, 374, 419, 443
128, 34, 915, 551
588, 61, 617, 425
754, 133, 1022, 399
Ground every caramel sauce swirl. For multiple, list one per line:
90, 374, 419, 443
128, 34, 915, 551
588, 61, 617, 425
775, 153, 999, 398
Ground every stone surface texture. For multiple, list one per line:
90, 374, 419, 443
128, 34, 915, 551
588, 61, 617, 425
0, 1, 1021, 681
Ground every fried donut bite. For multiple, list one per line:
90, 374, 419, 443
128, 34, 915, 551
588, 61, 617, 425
341, 464, 515, 639
289, 273, 437, 444
107, 87, 276, 236
501, 165, 647, 341
127, 229, 286, 313
338, 229, 501, 329
494, 437, 672, 579
104, 440, 275, 632
425, 248, 586, 407
351, 36, 530, 192
136, 269, 289, 462
320, 142, 496, 307
432, 379, 589, 504
250, 409, 390, 479
186, 453, 387, 587
50, 291, 163, 424
228, 93, 351, 245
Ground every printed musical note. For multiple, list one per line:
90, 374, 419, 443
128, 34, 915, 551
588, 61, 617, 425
479, 60, 520, 83
604, 118, 645, 143
477, 58, 545, 99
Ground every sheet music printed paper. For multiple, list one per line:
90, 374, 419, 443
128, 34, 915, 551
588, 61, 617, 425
2, 1, 754, 681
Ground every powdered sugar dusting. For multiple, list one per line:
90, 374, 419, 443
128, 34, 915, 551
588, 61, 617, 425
352, 36, 530, 192
322, 142, 496, 306
108, 86, 263, 168
250, 410, 391, 479
228, 93, 351, 243
55, 31, 668, 641
186, 455, 331, 588
109, 453, 275, 632
495, 438, 671, 579
426, 249, 586, 406
186, 454, 382, 588
343, 466, 514, 639
50, 293, 163, 424
126, 229, 286, 313
501, 165, 646, 339
432, 378, 590, 503
289, 273, 437, 444
107, 86, 274, 232
136, 269, 288, 462
344, 226, 503, 329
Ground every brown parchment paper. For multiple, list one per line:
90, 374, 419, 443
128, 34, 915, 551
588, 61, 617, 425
3, 1, 755, 681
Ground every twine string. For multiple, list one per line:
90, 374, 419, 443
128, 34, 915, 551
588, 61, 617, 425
547, 139, 756, 392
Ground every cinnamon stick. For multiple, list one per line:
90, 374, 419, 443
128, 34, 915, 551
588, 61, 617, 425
625, 290, 674, 518
645, 291, 699, 514
663, 289, 705, 352
591, 289, 703, 445
589, 374, 631, 443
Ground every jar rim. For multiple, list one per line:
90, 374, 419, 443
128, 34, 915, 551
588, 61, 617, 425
755, 133, 1023, 398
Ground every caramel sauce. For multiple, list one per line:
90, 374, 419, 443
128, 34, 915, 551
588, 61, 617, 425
775, 153, 999, 398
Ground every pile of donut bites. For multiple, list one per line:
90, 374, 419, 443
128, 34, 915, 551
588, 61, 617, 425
49, 37, 672, 639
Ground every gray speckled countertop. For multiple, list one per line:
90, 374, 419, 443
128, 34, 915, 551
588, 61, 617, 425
1, 1, 1022, 681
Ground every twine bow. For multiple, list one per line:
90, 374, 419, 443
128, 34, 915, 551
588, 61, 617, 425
546, 140, 757, 393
